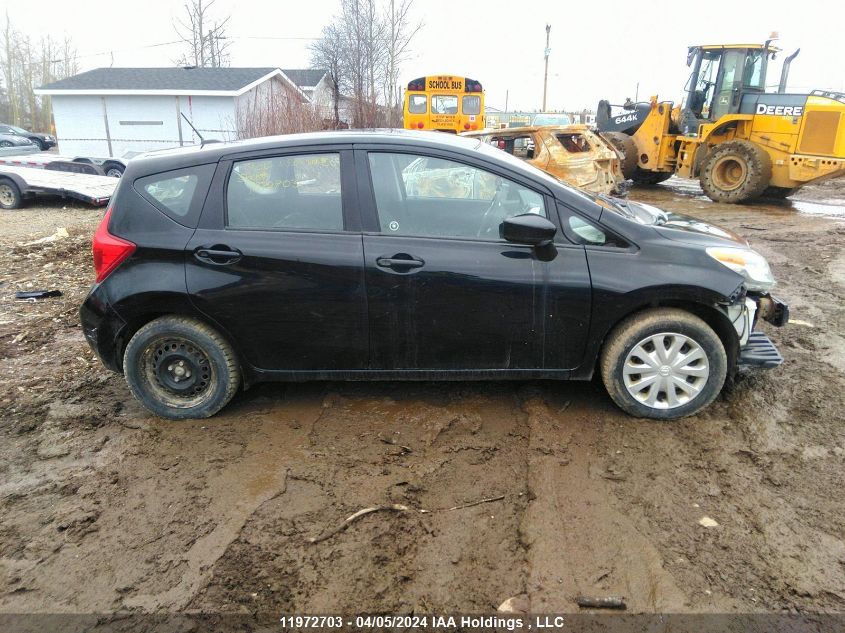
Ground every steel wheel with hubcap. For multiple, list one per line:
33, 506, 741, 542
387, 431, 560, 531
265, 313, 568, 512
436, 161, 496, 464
622, 332, 709, 409
600, 308, 727, 420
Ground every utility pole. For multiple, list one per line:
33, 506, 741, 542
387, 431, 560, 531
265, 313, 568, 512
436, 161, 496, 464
542, 24, 551, 112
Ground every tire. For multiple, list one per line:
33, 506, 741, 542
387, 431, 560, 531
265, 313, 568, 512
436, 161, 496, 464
35, 139, 48, 151
601, 131, 638, 179
102, 161, 125, 178
700, 140, 772, 203
761, 185, 798, 200
631, 168, 673, 185
600, 308, 727, 420
0, 178, 22, 209
0, 141, 12, 147
123, 316, 241, 420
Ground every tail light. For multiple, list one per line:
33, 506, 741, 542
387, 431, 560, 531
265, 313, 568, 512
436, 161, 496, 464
463, 123, 470, 130
417, 122, 424, 129
92, 207, 136, 283
471, 124, 478, 130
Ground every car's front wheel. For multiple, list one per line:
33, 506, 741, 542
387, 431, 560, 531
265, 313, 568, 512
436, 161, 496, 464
600, 308, 727, 420
123, 316, 241, 420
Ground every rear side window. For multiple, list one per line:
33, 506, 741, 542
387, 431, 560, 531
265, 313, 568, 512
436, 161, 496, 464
557, 133, 590, 153
135, 164, 215, 227
226, 153, 343, 231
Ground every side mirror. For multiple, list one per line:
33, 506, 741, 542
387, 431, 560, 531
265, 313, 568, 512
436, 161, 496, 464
502, 213, 557, 246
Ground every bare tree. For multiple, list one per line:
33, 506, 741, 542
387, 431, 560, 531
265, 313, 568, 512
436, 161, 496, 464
311, 0, 420, 128
174, 0, 231, 68
382, 0, 421, 126
0, 13, 78, 131
309, 24, 344, 127
236, 80, 322, 138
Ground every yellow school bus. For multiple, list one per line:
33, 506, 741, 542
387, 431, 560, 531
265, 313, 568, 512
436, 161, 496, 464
403, 75, 485, 133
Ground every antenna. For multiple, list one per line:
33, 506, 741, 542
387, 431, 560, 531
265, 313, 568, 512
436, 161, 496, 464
180, 112, 205, 145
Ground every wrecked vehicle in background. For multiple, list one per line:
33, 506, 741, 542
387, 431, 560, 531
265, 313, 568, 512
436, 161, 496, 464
462, 125, 625, 195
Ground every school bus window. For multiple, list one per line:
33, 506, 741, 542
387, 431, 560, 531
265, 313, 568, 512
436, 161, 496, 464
409, 95, 427, 114
433, 95, 458, 114
462, 95, 481, 115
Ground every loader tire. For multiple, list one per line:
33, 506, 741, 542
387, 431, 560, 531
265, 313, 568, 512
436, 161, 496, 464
631, 168, 673, 186
700, 140, 772, 203
601, 131, 638, 179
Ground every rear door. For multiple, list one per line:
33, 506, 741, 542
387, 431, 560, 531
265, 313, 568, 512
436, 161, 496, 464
186, 147, 368, 372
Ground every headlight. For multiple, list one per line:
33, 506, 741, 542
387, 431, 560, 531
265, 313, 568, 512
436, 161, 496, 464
706, 247, 775, 291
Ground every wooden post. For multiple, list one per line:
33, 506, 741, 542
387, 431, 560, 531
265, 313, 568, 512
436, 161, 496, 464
542, 24, 551, 112
176, 96, 184, 147
101, 97, 113, 158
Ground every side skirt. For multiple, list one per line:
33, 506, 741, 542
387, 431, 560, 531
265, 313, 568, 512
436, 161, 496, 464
247, 368, 574, 383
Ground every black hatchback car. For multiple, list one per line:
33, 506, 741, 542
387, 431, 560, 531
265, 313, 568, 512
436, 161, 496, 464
81, 130, 788, 420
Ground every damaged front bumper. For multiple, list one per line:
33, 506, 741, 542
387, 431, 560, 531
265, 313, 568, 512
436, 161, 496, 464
723, 293, 789, 370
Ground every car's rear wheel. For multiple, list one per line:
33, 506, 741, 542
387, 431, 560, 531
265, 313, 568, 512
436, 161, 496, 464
600, 308, 727, 420
123, 316, 241, 420
102, 161, 125, 178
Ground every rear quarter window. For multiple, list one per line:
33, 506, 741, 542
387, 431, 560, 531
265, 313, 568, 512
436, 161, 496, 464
134, 164, 216, 227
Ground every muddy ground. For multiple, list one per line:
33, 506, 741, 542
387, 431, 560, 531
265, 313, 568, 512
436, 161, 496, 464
0, 178, 843, 621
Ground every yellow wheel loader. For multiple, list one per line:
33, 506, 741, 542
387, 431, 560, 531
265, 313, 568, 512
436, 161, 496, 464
597, 41, 845, 203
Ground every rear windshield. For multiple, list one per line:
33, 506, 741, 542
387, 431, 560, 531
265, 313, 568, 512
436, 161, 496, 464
134, 164, 215, 227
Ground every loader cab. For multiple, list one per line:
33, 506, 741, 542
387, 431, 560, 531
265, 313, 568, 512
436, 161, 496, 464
681, 44, 775, 133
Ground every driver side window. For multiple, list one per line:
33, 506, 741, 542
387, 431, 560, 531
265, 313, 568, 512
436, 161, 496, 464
226, 153, 343, 231
367, 152, 546, 240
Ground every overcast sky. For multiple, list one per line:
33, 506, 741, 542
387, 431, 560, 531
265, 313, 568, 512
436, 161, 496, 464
3, 0, 843, 112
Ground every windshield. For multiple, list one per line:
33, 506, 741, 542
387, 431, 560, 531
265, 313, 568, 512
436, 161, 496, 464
9, 125, 27, 134
532, 113, 572, 125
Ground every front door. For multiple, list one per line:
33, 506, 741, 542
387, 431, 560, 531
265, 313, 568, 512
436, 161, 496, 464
186, 149, 368, 372
710, 49, 746, 121
358, 149, 551, 371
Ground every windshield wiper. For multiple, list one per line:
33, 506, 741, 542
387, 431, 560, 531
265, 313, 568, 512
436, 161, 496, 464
596, 194, 637, 220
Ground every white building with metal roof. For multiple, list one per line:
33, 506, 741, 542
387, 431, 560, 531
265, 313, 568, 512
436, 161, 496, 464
35, 67, 311, 159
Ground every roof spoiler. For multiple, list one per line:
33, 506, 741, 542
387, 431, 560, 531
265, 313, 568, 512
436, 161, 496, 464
778, 49, 800, 94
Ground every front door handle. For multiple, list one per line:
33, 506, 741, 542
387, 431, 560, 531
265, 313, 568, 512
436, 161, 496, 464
376, 255, 425, 270
194, 246, 242, 265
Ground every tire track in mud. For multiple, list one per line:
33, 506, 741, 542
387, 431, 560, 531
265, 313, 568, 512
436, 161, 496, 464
516, 386, 688, 612
186, 383, 533, 613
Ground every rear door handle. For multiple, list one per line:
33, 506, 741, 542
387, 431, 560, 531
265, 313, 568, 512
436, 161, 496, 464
376, 256, 425, 269
194, 246, 242, 265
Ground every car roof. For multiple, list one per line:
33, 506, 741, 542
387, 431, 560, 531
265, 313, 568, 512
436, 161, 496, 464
131, 129, 485, 171
463, 125, 590, 137
126, 128, 601, 213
